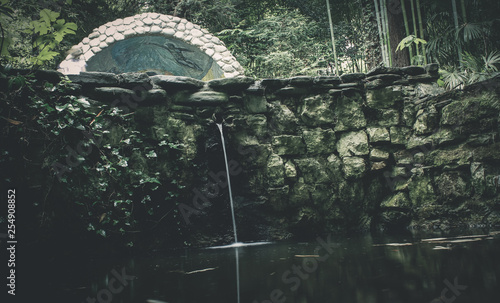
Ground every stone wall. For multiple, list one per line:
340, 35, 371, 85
56, 64, 500, 240
8, 65, 498, 245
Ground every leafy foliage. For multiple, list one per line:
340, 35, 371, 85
219, 9, 331, 77
0, 0, 13, 57
440, 50, 500, 90
0, 71, 186, 246
25, 9, 77, 67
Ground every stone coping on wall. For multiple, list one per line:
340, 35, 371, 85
28, 64, 440, 104
57, 12, 245, 78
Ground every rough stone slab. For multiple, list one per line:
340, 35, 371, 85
341, 73, 366, 82
408, 74, 439, 83
151, 75, 204, 90
366, 73, 402, 82
272, 135, 306, 156
425, 63, 439, 74
261, 79, 289, 88
67, 72, 118, 86
401, 66, 426, 76
275, 86, 309, 96
93, 87, 137, 102
289, 76, 314, 86
208, 77, 254, 91
178, 91, 226, 105
366, 66, 403, 76
116, 73, 152, 88
313, 76, 341, 85
143, 89, 168, 104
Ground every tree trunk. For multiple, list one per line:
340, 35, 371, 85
386, 0, 410, 66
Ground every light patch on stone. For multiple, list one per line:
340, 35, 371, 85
123, 17, 134, 24
191, 28, 203, 38
162, 28, 175, 36
113, 33, 125, 41
112, 19, 123, 26
150, 25, 162, 33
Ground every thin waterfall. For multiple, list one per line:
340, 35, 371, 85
235, 247, 240, 303
216, 123, 238, 243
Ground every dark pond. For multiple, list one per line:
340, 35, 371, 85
21, 230, 500, 303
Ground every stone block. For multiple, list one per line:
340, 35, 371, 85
337, 130, 369, 158
272, 135, 306, 156
366, 127, 390, 143
366, 86, 403, 109
342, 157, 366, 179
302, 128, 336, 155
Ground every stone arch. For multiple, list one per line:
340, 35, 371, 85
58, 13, 244, 80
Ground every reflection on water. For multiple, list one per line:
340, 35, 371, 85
31, 231, 500, 302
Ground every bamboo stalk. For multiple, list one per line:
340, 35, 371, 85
373, 0, 387, 66
416, 0, 427, 64
410, 0, 420, 62
460, 0, 467, 23
326, 0, 340, 74
380, 0, 390, 66
451, 0, 463, 69
381, 0, 392, 66
400, 0, 414, 61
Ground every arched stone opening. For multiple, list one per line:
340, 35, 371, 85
58, 12, 244, 80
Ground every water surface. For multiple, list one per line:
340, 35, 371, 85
30, 230, 500, 303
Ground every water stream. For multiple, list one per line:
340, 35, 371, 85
216, 122, 239, 244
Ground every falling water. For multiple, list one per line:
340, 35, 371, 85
216, 123, 238, 243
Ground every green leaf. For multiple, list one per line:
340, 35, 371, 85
39, 9, 59, 25
53, 21, 77, 43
